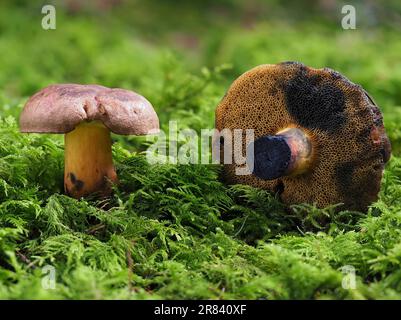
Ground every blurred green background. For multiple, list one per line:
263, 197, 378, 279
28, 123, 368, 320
1, 0, 401, 149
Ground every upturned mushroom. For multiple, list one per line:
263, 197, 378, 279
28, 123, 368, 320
20, 84, 159, 198
215, 62, 391, 211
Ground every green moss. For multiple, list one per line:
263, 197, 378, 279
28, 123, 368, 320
0, 115, 401, 299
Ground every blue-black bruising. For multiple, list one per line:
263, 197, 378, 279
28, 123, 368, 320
283, 66, 346, 133
335, 161, 362, 210
69, 172, 84, 191
248, 135, 291, 180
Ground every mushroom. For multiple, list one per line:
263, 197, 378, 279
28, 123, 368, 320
20, 84, 159, 198
215, 62, 391, 211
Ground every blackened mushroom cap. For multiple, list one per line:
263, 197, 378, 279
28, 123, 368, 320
215, 62, 392, 212
19, 84, 159, 135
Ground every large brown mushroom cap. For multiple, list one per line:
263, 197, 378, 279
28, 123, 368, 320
215, 62, 391, 211
20, 84, 159, 135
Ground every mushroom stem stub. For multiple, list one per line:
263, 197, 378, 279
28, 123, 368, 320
64, 121, 117, 198
249, 127, 313, 180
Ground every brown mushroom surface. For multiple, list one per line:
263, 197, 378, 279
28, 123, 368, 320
20, 84, 159, 198
215, 62, 391, 211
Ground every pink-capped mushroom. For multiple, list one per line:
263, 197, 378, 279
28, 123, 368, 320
20, 84, 159, 198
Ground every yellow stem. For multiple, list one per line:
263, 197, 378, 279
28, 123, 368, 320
64, 121, 117, 198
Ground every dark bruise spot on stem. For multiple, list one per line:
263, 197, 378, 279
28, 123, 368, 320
283, 66, 346, 133
69, 172, 84, 191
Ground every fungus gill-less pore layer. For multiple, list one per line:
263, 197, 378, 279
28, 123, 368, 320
215, 62, 391, 211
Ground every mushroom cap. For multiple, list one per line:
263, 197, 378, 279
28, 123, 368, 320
20, 84, 159, 135
215, 62, 391, 211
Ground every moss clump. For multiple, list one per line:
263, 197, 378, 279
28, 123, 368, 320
0, 116, 401, 299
